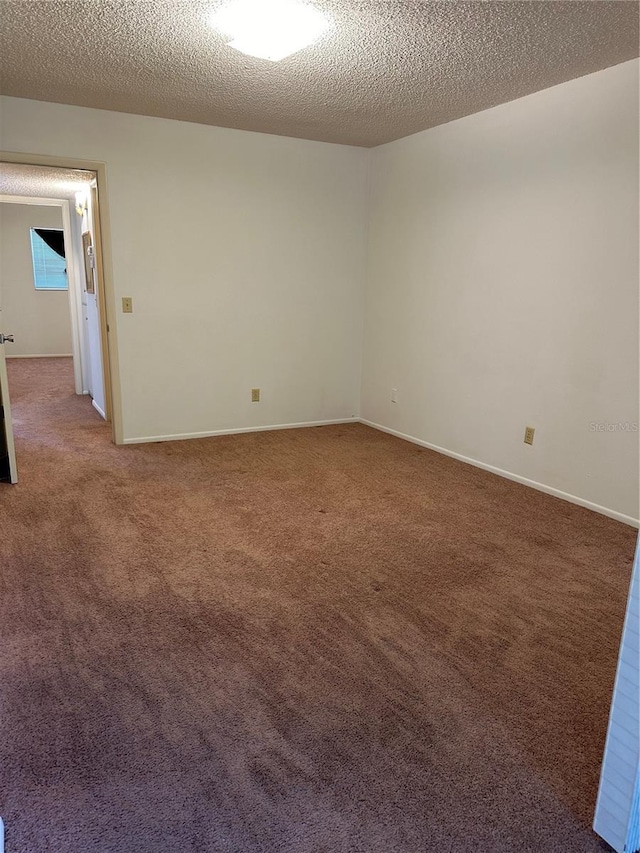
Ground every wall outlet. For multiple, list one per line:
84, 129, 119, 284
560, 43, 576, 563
524, 426, 535, 445
122, 297, 133, 314
391, 388, 398, 403
251, 388, 260, 403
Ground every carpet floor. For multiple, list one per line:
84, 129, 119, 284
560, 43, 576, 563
0, 357, 635, 853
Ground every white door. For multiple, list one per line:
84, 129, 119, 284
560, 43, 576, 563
594, 533, 640, 851
0, 323, 17, 483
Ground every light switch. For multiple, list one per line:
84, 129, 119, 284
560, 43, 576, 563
122, 297, 133, 314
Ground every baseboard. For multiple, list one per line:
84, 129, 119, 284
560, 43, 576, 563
359, 419, 640, 529
91, 398, 106, 420
6, 353, 73, 359
122, 417, 358, 446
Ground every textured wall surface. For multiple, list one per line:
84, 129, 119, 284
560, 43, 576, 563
0, 0, 637, 146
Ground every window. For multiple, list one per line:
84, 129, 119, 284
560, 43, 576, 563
29, 228, 68, 291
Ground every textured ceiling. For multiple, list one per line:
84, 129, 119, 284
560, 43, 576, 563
0, 1, 637, 147
0, 163, 94, 200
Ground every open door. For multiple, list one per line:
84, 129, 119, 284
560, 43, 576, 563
0, 244, 17, 483
0, 328, 17, 483
594, 533, 640, 851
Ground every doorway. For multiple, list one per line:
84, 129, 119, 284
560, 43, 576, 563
0, 157, 122, 482
0, 193, 88, 392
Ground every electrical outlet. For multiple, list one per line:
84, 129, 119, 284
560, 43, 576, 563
122, 297, 133, 314
391, 388, 398, 403
524, 426, 535, 446
251, 388, 260, 403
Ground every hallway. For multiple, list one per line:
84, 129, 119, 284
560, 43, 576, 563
6, 357, 106, 458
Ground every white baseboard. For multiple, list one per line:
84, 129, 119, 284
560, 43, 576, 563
6, 353, 73, 359
119, 414, 638, 527
91, 398, 106, 420
359, 418, 640, 529
122, 417, 358, 446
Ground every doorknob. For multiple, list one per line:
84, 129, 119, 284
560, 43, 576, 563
0, 334, 14, 344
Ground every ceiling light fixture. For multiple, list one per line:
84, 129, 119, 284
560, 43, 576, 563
209, 0, 331, 62
75, 190, 88, 217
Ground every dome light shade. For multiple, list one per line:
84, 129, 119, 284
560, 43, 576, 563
209, 0, 331, 62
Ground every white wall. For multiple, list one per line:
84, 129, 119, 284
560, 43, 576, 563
361, 59, 639, 523
0, 202, 73, 356
0, 97, 369, 442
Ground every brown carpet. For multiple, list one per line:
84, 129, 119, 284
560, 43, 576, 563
0, 357, 634, 853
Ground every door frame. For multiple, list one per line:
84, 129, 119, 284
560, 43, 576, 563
0, 152, 123, 444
